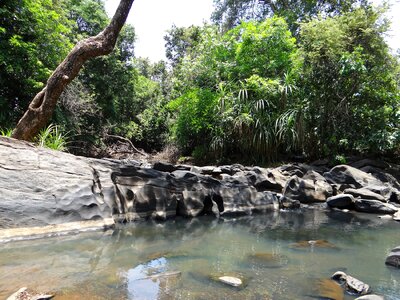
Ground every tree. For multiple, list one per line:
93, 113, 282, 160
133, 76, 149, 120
299, 6, 399, 156
0, 0, 72, 128
11, 0, 135, 141
164, 25, 202, 67
211, 0, 367, 32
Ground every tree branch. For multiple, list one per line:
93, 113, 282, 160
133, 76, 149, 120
12, 0, 135, 141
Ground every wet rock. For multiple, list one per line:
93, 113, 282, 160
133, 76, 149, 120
279, 196, 301, 209
218, 276, 243, 287
344, 188, 386, 202
282, 175, 333, 203
209, 272, 248, 289
355, 295, 385, 300
378, 214, 393, 220
393, 211, 400, 221
331, 271, 370, 295
247, 252, 289, 268
354, 199, 398, 214
290, 239, 337, 249
385, 246, 400, 268
327, 194, 355, 209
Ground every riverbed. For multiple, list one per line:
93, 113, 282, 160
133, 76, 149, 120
1, 208, 399, 299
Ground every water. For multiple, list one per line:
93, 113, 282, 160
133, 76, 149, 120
1, 209, 399, 299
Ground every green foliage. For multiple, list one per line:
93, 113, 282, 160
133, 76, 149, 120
0, 0, 72, 127
0, 128, 13, 137
299, 7, 400, 156
212, 0, 366, 32
36, 124, 68, 151
170, 17, 303, 161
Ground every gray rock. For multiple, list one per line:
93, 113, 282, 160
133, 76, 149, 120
218, 276, 243, 287
324, 165, 382, 189
331, 271, 370, 295
393, 211, 400, 221
351, 159, 389, 170
354, 199, 398, 214
246, 167, 288, 192
385, 246, 400, 268
344, 188, 386, 202
283, 175, 333, 203
327, 194, 355, 209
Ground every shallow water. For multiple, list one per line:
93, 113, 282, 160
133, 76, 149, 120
1, 209, 399, 300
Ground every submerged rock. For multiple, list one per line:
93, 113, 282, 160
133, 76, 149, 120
290, 240, 338, 250
310, 278, 344, 300
218, 276, 243, 287
385, 246, 400, 268
331, 271, 370, 295
247, 252, 289, 268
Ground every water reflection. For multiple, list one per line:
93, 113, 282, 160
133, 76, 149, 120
0, 209, 399, 299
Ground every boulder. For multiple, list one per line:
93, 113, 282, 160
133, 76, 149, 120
282, 175, 333, 203
327, 194, 355, 209
344, 188, 386, 202
331, 271, 370, 295
385, 246, 400, 268
324, 165, 382, 189
246, 167, 288, 192
354, 199, 398, 214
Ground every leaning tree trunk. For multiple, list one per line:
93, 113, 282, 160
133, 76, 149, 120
12, 0, 135, 141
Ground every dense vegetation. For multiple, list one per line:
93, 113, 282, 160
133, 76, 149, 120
0, 0, 399, 163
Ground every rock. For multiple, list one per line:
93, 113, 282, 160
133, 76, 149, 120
354, 199, 398, 214
351, 159, 389, 170
247, 252, 289, 268
385, 246, 400, 268
282, 175, 333, 203
278, 164, 308, 177
378, 215, 393, 220
311, 279, 344, 300
327, 194, 355, 209
218, 276, 243, 287
279, 196, 301, 209
393, 211, 400, 221
7, 287, 54, 300
344, 188, 386, 202
355, 295, 385, 300
324, 165, 382, 189
246, 167, 288, 192
290, 240, 337, 249
142, 270, 181, 280
152, 161, 176, 173
331, 271, 370, 295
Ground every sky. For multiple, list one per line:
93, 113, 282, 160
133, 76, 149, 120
105, 0, 399, 62
105, 0, 214, 62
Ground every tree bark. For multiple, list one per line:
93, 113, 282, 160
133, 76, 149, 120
12, 0, 135, 141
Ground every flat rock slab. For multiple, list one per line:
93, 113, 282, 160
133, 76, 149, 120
354, 199, 398, 214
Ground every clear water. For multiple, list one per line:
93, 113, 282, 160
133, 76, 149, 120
1, 209, 399, 300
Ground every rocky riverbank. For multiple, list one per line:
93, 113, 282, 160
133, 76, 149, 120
1, 136, 400, 241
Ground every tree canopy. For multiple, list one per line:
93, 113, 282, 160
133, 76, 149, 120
0, 0, 398, 162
